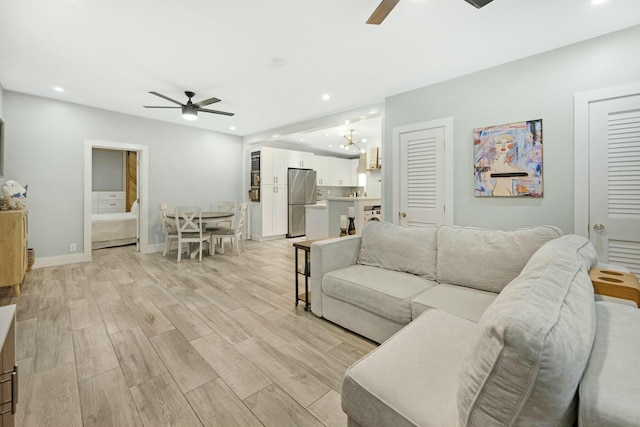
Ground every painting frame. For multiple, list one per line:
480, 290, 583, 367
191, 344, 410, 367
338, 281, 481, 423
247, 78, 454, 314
474, 119, 543, 197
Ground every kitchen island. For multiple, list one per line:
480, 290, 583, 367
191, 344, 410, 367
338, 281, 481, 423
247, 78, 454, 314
305, 197, 382, 239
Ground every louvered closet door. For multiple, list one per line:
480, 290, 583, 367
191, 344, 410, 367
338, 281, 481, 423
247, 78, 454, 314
589, 94, 640, 275
399, 127, 445, 226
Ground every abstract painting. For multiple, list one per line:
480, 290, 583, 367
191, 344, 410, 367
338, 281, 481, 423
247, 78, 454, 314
474, 119, 543, 197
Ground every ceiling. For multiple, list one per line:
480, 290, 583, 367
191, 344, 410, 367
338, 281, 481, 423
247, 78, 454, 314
1, 0, 640, 140
276, 116, 382, 157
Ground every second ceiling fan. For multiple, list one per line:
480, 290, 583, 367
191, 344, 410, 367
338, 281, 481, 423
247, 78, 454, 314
366, 0, 494, 25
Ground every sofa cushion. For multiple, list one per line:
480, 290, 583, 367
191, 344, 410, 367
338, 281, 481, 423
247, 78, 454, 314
323, 265, 434, 324
342, 309, 478, 427
457, 235, 597, 427
437, 225, 562, 293
579, 301, 640, 427
411, 283, 497, 322
358, 221, 438, 280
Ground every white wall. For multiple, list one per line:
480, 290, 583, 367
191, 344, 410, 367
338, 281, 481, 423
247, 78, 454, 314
92, 148, 124, 191
383, 25, 640, 233
0, 83, 4, 117
0, 83, 4, 178
4, 91, 244, 258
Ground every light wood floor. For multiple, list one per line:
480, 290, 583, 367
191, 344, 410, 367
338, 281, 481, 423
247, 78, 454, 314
0, 239, 377, 427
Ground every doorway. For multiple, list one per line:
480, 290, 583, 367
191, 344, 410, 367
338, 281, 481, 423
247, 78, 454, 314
574, 83, 640, 275
84, 139, 150, 260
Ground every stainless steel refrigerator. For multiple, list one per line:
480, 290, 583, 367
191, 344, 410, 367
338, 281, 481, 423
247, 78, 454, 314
287, 168, 317, 238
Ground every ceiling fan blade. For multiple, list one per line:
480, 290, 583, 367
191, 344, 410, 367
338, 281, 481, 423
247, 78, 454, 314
464, 0, 493, 8
195, 97, 221, 108
366, 0, 400, 25
148, 91, 184, 106
199, 108, 235, 117
143, 106, 181, 109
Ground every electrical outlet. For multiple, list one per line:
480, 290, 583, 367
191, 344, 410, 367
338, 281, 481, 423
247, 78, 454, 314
69, 243, 77, 252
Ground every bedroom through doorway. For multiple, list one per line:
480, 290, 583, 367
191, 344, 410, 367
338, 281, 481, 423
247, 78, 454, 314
84, 139, 150, 262
91, 148, 139, 251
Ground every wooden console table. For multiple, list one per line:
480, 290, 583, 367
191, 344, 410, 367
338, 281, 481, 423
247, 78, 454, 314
590, 268, 640, 307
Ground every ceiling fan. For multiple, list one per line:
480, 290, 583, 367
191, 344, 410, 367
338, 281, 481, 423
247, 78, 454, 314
144, 91, 234, 121
341, 130, 367, 153
366, 0, 494, 25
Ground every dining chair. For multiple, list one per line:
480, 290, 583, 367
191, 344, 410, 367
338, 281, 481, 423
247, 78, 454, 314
208, 201, 236, 229
160, 203, 179, 257
174, 206, 213, 262
209, 202, 247, 255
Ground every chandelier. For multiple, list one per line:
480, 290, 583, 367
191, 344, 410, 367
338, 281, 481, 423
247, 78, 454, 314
340, 129, 367, 153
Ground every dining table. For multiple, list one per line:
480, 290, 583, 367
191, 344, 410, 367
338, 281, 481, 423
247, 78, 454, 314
166, 211, 235, 258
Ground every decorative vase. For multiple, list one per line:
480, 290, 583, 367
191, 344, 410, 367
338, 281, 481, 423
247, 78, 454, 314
340, 227, 348, 237
348, 217, 356, 235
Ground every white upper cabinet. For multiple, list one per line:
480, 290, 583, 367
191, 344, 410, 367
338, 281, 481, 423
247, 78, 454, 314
287, 150, 314, 169
261, 147, 288, 185
315, 156, 332, 186
331, 158, 352, 187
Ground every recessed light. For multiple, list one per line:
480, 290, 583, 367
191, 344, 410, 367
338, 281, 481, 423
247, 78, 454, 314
53, 86, 64, 92
300, 139, 304, 142
325, 133, 330, 137
322, 94, 331, 101
229, 126, 236, 131
361, 138, 367, 143
329, 145, 333, 148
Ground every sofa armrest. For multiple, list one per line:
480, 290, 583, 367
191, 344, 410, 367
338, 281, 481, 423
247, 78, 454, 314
596, 262, 630, 273
579, 301, 640, 426
310, 235, 361, 317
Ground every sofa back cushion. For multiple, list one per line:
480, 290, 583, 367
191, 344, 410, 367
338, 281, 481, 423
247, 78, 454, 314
457, 235, 597, 427
437, 225, 562, 293
357, 221, 438, 280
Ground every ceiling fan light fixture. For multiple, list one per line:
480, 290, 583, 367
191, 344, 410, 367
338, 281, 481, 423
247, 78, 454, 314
182, 104, 198, 120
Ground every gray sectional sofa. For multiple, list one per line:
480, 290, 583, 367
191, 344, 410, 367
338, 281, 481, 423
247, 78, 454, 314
310, 222, 640, 427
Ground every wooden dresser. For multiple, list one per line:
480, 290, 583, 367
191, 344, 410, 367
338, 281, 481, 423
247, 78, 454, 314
0, 210, 27, 297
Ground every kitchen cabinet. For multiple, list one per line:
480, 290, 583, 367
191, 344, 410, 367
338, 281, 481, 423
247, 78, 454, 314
287, 151, 314, 169
261, 147, 287, 185
331, 158, 352, 187
0, 305, 16, 426
315, 156, 332, 186
261, 184, 288, 237
0, 210, 27, 297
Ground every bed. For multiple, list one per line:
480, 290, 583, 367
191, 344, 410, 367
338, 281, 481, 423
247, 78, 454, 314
91, 210, 138, 249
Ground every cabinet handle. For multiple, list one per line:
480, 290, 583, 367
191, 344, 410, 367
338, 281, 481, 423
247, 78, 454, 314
0, 365, 18, 415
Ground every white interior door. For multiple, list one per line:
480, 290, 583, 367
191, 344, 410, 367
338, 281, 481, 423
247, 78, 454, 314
589, 94, 640, 275
398, 127, 445, 226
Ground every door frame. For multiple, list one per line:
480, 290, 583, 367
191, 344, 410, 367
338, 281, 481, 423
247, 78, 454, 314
84, 139, 150, 260
573, 81, 640, 238
391, 117, 454, 225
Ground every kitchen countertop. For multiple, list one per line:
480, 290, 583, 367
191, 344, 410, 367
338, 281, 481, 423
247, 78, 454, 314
305, 202, 327, 209
326, 197, 382, 202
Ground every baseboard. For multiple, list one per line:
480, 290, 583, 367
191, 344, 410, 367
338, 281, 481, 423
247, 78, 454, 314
32, 253, 91, 269
249, 234, 286, 242
147, 243, 165, 253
